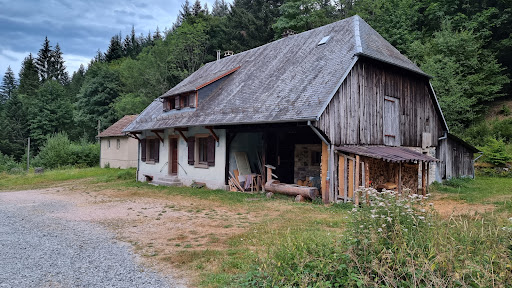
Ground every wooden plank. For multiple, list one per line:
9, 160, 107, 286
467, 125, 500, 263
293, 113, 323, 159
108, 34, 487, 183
365, 160, 370, 187
355, 155, 360, 190
338, 155, 345, 199
321, 142, 329, 204
398, 162, 402, 194
422, 162, 427, 196
348, 158, 354, 199
205, 126, 219, 142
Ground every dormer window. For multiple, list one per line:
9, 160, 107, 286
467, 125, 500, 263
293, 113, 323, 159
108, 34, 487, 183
163, 93, 196, 112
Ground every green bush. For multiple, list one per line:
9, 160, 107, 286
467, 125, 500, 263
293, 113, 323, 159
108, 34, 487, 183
0, 152, 22, 173
238, 188, 512, 287
33, 133, 99, 169
478, 137, 512, 166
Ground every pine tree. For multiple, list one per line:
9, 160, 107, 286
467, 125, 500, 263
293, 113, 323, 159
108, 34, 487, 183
18, 54, 40, 98
212, 0, 229, 16
51, 43, 69, 84
29, 80, 73, 151
0, 66, 17, 103
154, 27, 163, 41
35, 36, 53, 81
105, 34, 123, 62
75, 62, 121, 141
0, 93, 28, 160
192, 0, 204, 15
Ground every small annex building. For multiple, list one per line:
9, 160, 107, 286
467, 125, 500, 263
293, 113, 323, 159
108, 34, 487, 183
124, 15, 477, 202
98, 115, 139, 169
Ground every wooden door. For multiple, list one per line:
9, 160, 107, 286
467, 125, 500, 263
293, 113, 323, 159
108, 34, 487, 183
169, 138, 178, 175
384, 96, 400, 146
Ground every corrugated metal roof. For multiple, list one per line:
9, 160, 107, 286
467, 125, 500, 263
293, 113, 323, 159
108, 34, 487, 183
336, 145, 439, 163
98, 115, 138, 138
124, 15, 428, 132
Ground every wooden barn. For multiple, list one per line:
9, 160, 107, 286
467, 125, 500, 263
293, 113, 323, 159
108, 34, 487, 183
123, 15, 477, 202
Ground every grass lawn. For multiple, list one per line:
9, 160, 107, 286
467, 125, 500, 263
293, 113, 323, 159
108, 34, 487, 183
430, 176, 512, 212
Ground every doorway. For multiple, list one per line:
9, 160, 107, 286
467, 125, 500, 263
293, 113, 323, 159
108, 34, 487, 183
169, 137, 178, 175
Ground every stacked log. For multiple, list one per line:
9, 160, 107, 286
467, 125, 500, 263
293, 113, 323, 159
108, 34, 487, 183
264, 180, 319, 200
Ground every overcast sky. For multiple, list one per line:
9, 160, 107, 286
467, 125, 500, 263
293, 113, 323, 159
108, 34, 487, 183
0, 0, 215, 80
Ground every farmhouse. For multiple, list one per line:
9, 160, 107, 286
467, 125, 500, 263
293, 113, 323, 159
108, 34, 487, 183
98, 115, 139, 169
124, 15, 477, 202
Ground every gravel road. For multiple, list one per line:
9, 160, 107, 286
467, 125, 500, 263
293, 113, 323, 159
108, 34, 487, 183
0, 191, 180, 288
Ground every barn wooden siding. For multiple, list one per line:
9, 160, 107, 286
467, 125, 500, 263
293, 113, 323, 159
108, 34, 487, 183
316, 58, 444, 147
437, 137, 475, 179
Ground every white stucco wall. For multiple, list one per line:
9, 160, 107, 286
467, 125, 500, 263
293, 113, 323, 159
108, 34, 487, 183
136, 127, 227, 189
100, 137, 138, 168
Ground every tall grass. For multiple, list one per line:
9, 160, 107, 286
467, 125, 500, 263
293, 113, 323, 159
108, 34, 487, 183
237, 188, 512, 287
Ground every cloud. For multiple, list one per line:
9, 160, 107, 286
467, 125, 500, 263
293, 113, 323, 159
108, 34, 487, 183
0, 0, 225, 77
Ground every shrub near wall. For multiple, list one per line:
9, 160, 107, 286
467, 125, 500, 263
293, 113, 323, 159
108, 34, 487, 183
33, 133, 99, 169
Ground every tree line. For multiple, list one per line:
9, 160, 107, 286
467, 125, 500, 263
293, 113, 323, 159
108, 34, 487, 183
0, 0, 511, 163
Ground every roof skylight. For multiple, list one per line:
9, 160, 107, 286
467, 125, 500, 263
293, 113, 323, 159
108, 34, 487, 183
318, 36, 331, 46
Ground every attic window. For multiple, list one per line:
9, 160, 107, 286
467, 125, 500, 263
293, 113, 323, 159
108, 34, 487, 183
318, 36, 331, 46
163, 93, 196, 111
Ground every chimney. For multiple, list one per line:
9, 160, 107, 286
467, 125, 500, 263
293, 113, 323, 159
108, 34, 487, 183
224, 50, 234, 57
216, 50, 221, 61
282, 29, 296, 38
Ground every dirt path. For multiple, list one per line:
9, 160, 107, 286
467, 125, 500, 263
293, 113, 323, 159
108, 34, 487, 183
0, 184, 272, 286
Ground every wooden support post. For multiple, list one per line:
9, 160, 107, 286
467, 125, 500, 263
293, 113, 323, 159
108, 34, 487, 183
355, 155, 360, 189
266, 165, 275, 182
321, 142, 329, 204
422, 162, 427, 196
398, 162, 402, 194
338, 155, 345, 201
365, 160, 370, 188
348, 158, 354, 200
426, 162, 430, 193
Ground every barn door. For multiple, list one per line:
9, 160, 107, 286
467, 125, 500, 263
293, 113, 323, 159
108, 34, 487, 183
384, 96, 400, 146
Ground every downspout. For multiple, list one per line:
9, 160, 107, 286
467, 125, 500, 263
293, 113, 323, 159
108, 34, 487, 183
308, 121, 332, 203
136, 138, 140, 182
438, 131, 448, 141
473, 152, 484, 162
307, 121, 329, 145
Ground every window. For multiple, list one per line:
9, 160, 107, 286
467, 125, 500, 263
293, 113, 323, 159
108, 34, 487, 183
187, 134, 215, 168
163, 93, 196, 111
198, 137, 208, 164
140, 138, 159, 163
311, 150, 321, 166
116, 139, 121, 149
107, 140, 111, 148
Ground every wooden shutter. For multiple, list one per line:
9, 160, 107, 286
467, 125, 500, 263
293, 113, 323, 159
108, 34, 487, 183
175, 97, 181, 110
383, 96, 400, 146
154, 139, 160, 163
141, 139, 146, 162
207, 136, 215, 166
187, 137, 195, 165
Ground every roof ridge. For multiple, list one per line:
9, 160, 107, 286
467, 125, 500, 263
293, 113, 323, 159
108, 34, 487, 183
353, 15, 363, 54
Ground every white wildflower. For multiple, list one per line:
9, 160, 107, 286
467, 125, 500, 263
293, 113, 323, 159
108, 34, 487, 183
377, 228, 383, 232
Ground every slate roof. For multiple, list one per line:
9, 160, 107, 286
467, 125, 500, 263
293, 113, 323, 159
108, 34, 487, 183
336, 146, 439, 163
124, 15, 427, 132
98, 115, 138, 138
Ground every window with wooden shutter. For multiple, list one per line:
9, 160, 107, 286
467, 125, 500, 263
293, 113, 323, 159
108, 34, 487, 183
187, 137, 195, 165
141, 139, 146, 162
154, 139, 160, 163
207, 136, 215, 166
